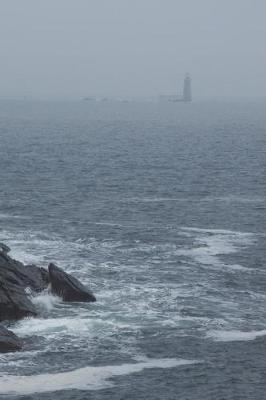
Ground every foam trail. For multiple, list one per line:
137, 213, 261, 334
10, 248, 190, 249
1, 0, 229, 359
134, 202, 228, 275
181, 227, 253, 235
207, 329, 266, 342
176, 227, 256, 273
0, 358, 197, 395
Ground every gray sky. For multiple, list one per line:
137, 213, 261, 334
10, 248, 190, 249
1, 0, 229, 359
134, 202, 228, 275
0, 0, 265, 98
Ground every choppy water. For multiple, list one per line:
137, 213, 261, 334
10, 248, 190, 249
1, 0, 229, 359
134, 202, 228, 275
0, 99, 265, 399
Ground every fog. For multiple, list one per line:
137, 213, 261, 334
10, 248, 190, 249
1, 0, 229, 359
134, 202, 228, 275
0, 0, 265, 99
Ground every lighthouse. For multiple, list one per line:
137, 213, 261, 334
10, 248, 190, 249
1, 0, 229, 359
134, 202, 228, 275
182, 73, 192, 102
159, 73, 192, 102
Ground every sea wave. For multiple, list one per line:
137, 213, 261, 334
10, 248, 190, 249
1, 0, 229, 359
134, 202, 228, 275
0, 358, 198, 395
206, 329, 266, 342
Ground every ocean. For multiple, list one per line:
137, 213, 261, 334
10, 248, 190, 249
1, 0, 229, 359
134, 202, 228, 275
0, 98, 265, 399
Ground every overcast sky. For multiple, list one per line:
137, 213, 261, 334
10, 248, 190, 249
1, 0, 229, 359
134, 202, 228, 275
0, 0, 265, 98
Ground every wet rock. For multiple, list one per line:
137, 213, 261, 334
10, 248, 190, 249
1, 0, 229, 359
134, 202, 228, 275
0, 324, 22, 353
17, 264, 49, 292
48, 263, 96, 302
0, 251, 48, 293
0, 278, 37, 322
0, 249, 49, 322
0, 243, 11, 254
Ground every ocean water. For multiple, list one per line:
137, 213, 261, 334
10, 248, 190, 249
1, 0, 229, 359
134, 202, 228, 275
0, 98, 265, 399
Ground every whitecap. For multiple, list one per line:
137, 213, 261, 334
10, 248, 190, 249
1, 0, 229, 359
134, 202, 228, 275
127, 197, 187, 203
206, 329, 266, 342
0, 213, 29, 220
0, 358, 198, 395
181, 226, 255, 236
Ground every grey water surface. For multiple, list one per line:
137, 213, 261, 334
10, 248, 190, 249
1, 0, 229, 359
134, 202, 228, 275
0, 99, 266, 399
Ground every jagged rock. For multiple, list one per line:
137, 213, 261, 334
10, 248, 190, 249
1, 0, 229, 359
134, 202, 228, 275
0, 243, 11, 254
0, 249, 49, 322
0, 252, 48, 293
0, 324, 22, 353
48, 263, 96, 302
0, 278, 37, 322
15, 264, 49, 292
0, 243, 96, 322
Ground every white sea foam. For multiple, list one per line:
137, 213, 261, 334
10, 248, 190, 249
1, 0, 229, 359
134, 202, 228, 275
31, 292, 61, 312
178, 227, 255, 272
181, 227, 254, 236
0, 358, 198, 395
91, 221, 136, 228
12, 314, 133, 339
0, 212, 29, 220
0, 349, 44, 365
123, 196, 266, 204
12, 317, 94, 337
126, 197, 187, 203
207, 329, 266, 342
0, 227, 123, 272
0, 230, 64, 265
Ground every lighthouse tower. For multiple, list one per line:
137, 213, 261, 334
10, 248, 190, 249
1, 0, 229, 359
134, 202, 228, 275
182, 73, 192, 102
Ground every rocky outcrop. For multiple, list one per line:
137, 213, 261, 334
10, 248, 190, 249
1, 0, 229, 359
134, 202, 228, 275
0, 251, 49, 322
48, 263, 96, 302
0, 244, 96, 352
0, 252, 48, 293
0, 324, 22, 353
0, 279, 37, 322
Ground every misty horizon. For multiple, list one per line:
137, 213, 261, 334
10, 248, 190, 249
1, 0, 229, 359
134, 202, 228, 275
1, 2, 266, 398
0, 0, 266, 99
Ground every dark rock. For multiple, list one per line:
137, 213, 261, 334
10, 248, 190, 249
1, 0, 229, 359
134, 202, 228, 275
0, 278, 37, 321
0, 249, 49, 322
48, 263, 96, 302
0, 252, 48, 293
17, 264, 49, 292
0, 243, 11, 254
0, 324, 22, 353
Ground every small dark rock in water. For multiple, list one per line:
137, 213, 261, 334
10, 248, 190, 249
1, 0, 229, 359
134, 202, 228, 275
48, 263, 96, 302
0, 324, 22, 353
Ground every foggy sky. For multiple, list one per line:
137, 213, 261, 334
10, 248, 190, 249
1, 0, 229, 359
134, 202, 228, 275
0, 0, 265, 98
